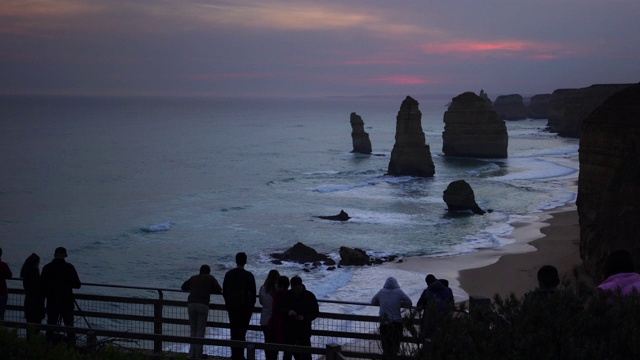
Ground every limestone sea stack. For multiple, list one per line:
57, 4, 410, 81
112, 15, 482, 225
548, 84, 634, 138
387, 96, 435, 177
442, 92, 508, 158
492, 94, 527, 120
443, 180, 485, 215
526, 94, 552, 119
577, 83, 640, 279
350, 112, 372, 154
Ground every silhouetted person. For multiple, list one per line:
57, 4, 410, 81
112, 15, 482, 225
259, 269, 280, 360
372, 277, 412, 360
417, 274, 453, 340
21, 253, 45, 337
598, 249, 640, 298
182, 264, 222, 359
525, 265, 561, 302
0, 247, 13, 321
41, 247, 81, 343
223, 252, 256, 360
282, 276, 319, 360
269, 275, 290, 360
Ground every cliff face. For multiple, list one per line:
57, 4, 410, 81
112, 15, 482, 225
350, 112, 372, 154
387, 96, 435, 177
493, 94, 527, 120
577, 83, 640, 279
527, 94, 552, 119
548, 84, 634, 138
442, 92, 508, 158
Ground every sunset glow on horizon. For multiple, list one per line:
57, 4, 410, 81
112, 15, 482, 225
1, 0, 638, 98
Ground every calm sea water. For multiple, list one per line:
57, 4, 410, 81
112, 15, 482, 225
0, 95, 578, 307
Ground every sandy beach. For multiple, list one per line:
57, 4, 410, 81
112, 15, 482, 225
385, 204, 584, 303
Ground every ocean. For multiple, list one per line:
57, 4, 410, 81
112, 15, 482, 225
0, 94, 579, 309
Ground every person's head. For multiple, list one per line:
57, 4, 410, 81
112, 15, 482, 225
54, 247, 68, 259
537, 265, 560, 290
21, 253, 41, 277
277, 275, 290, 291
199, 264, 211, 275
235, 252, 247, 267
425, 274, 437, 285
290, 276, 303, 293
604, 249, 635, 278
263, 269, 280, 291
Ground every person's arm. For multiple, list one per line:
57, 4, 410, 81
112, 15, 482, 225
249, 273, 257, 307
211, 277, 222, 294
306, 292, 319, 321
0, 262, 12, 279
401, 291, 413, 308
181, 278, 190, 291
70, 264, 81, 289
371, 291, 380, 306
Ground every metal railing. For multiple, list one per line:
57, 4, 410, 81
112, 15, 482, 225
2, 279, 402, 359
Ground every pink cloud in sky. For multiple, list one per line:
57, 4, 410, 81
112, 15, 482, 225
367, 75, 434, 85
421, 40, 569, 60
190, 73, 270, 80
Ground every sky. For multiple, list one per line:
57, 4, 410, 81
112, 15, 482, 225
1, 0, 639, 98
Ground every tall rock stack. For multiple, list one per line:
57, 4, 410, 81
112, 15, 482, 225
493, 94, 527, 120
350, 112, 372, 154
387, 96, 435, 177
442, 92, 508, 158
577, 83, 640, 279
548, 84, 634, 138
526, 94, 552, 119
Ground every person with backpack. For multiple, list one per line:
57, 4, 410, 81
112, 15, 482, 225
371, 277, 413, 360
417, 274, 454, 340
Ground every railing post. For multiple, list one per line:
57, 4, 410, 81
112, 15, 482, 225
154, 290, 164, 352
326, 343, 342, 360
247, 343, 256, 360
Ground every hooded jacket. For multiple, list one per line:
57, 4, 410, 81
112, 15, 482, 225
371, 277, 412, 323
598, 272, 640, 297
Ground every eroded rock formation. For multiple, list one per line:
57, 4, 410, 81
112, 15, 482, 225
442, 92, 508, 158
493, 94, 527, 120
350, 112, 372, 154
548, 84, 634, 138
577, 83, 640, 279
526, 94, 552, 119
387, 96, 435, 177
271, 242, 330, 264
316, 210, 351, 221
443, 180, 485, 215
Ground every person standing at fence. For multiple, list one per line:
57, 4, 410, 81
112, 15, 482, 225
0, 247, 13, 321
182, 264, 223, 359
223, 252, 256, 360
259, 269, 280, 360
282, 276, 319, 360
371, 277, 412, 360
269, 275, 290, 358
41, 247, 81, 344
21, 253, 45, 336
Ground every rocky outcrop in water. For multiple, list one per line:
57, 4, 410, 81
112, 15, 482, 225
271, 242, 330, 264
338, 246, 398, 266
316, 210, 351, 221
526, 94, 552, 119
350, 112, 372, 154
577, 83, 640, 279
493, 94, 527, 120
548, 84, 634, 138
387, 96, 435, 177
442, 92, 508, 158
443, 180, 485, 215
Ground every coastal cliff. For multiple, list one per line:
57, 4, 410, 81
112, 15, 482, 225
493, 94, 527, 120
548, 84, 634, 138
387, 96, 435, 177
527, 94, 552, 119
577, 83, 640, 279
442, 92, 508, 158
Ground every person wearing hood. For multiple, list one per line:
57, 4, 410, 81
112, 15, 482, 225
597, 249, 640, 299
416, 274, 454, 339
371, 277, 412, 360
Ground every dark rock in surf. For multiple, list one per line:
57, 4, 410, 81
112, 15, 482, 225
316, 210, 351, 221
271, 242, 330, 264
443, 180, 486, 215
339, 246, 371, 266
350, 112, 372, 154
387, 96, 436, 177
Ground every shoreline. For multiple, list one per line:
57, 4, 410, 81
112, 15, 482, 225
383, 203, 582, 302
